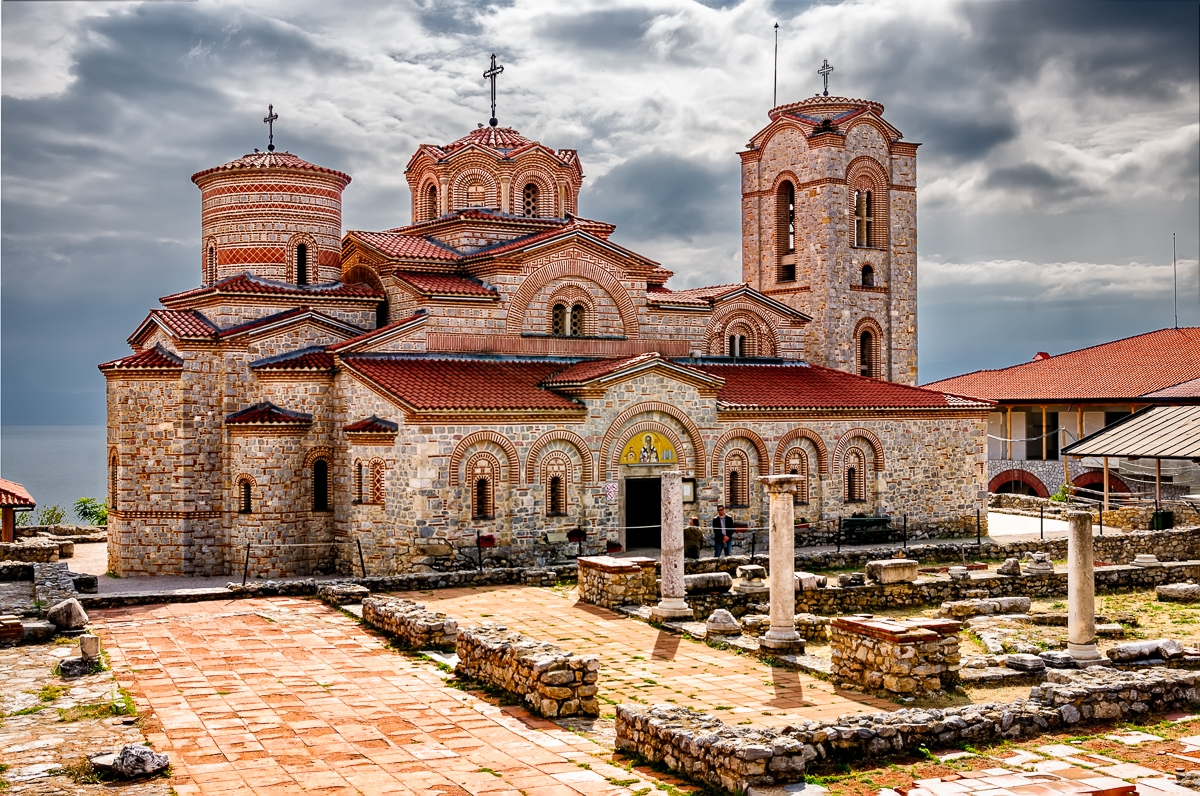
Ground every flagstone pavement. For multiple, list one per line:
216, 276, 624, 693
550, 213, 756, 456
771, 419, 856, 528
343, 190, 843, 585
92, 598, 668, 796
395, 584, 890, 726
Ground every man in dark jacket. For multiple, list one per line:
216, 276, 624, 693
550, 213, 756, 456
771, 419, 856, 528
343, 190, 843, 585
712, 505, 733, 557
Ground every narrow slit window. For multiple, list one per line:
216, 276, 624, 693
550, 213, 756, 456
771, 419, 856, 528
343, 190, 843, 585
854, 190, 874, 247
312, 459, 329, 511
552, 304, 566, 336
523, 183, 539, 216
239, 481, 252, 514
570, 304, 584, 337
355, 461, 364, 503
296, 243, 308, 286
548, 476, 565, 516
859, 330, 875, 378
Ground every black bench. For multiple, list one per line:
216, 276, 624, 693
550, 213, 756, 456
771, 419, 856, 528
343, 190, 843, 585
838, 515, 895, 547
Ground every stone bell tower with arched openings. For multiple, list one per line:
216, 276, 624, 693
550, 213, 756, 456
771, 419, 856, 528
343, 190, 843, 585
739, 91, 919, 385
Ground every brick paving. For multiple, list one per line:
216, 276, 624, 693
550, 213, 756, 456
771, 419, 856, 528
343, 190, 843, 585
92, 598, 659, 796
398, 584, 891, 726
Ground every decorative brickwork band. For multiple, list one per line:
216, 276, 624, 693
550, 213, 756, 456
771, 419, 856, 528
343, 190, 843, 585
525, 429, 596, 484
709, 428, 770, 478
449, 430, 521, 486
773, 428, 829, 475
599, 401, 707, 480
832, 428, 885, 473
506, 259, 639, 338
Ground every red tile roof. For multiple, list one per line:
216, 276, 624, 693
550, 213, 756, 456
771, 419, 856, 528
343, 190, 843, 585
648, 284, 744, 304
0, 479, 35, 509
394, 272, 497, 297
161, 273, 383, 305
416, 126, 580, 170
191, 151, 351, 186
1143, 376, 1200, 399
149, 309, 218, 338
348, 231, 462, 261
341, 356, 582, 413
225, 402, 313, 425
923, 327, 1200, 403
344, 415, 399, 433
250, 347, 335, 372
216, 307, 363, 340
695, 362, 988, 410
99, 344, 185, 372
327, 314, 425, 352
540, 353, 721, 389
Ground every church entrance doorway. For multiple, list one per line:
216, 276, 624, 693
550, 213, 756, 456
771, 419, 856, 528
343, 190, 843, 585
624, 477, 661, 550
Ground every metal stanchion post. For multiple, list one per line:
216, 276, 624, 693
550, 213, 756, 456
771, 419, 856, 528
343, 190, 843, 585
242, 541, 252, 586
1099, 506, 1104, 537
837, 517, 843, 553
1040, 506, 1044, 540
903, 515, 908, 549
357, 538, 367, 577
976, 508, 981, 546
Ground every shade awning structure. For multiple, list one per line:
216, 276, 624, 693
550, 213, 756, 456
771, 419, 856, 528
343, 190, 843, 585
1062, 405, 1200, 460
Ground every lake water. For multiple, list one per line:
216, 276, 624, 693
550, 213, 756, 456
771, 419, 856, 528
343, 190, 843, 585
0, 425, 107, 520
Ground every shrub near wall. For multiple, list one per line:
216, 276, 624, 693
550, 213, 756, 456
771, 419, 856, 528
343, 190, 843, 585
455, 623, 600, 718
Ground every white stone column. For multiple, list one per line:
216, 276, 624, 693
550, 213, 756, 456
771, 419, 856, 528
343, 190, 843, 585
1067, 510, 1105, 666
438, 177, 450, 215
758, 474, 806, 652
650, 470, 691, 621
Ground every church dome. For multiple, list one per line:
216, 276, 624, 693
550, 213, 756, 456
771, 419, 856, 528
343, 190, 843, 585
191, 150, 352, 187
768, 95, 886, 123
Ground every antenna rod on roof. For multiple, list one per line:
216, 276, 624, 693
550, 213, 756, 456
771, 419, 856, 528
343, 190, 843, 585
1173, 232, 1178, 329
773, 23, 779, 108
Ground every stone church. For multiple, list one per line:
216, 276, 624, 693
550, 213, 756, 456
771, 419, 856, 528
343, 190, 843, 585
101, 87, 990, 577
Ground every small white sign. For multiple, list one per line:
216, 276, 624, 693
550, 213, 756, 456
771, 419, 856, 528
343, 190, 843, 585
604, 482, 619, 502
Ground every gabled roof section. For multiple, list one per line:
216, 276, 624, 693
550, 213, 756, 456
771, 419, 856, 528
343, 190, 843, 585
461, 221, 658, 268
99, 344, 185, 373
1063, 405, 1200, 460
128, 309, 218, 346
249, 347, 335, 373
1143, 376, 1200, 400
746, 96, 906, 151
388, 209, 615, 240
407, 126, 582, 176
541, 352, 725, 392
216, 307, 366, 341
923, 327, 1200, 403
0, 479, 35, 509
394, 272, 498, 299
161, 273, 383, 307
346, 231, 462, 261
647, 283, 811, 321
225, 401, 313, 426
344, 415, 399, 434
340, 355, 582, 414
327, 313, 426, 354
191, 151, 351, 187
693, 361, 990, 411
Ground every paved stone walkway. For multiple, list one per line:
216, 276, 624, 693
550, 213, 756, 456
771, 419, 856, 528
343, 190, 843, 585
397, 585, 890, 726
93, 599, 660, 796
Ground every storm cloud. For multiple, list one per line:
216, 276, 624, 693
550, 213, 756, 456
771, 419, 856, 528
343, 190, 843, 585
1, 0, 1197, 426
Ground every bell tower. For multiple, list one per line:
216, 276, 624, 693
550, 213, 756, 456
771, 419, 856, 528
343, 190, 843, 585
739, 92, 919, 385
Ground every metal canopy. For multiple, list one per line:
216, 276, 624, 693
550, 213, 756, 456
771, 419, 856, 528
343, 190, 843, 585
1062, 405, 1200, 460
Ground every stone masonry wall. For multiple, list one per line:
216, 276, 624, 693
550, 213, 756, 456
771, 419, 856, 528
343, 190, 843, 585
829, 617, 961, 697
361, 595, 458, 649
455, 623, 600, 718
577, 556, 657, 609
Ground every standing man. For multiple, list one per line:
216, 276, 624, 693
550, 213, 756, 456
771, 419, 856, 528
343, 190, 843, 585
712, 505, 733, 557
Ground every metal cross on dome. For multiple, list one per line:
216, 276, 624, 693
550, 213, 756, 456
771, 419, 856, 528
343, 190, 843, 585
483, 54, 504, 127
263, 104, 279, 151
818, 59, 833, 97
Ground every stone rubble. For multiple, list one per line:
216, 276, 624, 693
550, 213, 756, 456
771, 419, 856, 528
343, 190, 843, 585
864, 558, 919, 584
704, 609, 741, 636
455, 623, 599, 718
361, 595, 458, 649
316, 582, 370, 605
45, 597, 88, 631
830, 616, 961, 696
1157, 582, 1200, 602
936, 596, 1032, 619
997, 557, 1022, 576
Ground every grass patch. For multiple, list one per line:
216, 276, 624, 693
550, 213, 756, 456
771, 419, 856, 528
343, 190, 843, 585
58, 688, 136, 723
37, 684, 68, 702
476, 767, 503, 777
9, 704, 45, 716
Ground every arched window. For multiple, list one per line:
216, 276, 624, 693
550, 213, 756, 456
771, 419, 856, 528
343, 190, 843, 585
239, 481, 252, 514
355, 460, 364, 503
296, 243, 308, 286
854, 189, 873, 248
726, 450, 749, 508
544, 454, 569, 516
523, 183, 539, 217
776, 181, 796, 282
109, 453, 119, 512
552, 303, 567, 336
785, 448, 809, 505
861, 264, 874, 288
470, 456, 496, 519
570, 304, 585, 337
728, 334, 747, 358
845, 449, 867, 503
370, 460, 385, 505
859, 329, 877, 378
312, 458, 329, 511
548, 476, 565, 516
206, 246, 217, 284
426, 184, 438, 220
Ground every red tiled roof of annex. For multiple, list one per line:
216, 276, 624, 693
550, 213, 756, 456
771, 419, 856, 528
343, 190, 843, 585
342, 357, 581, 412
349, 231, 461, 261
344, 415, 399, 434
1143, 376, 1200, 400
394, 272, 497, 297
250, 349, 335, 371
923, 327, 1200, 402
327, 314, 424, 352
0, 479, 35, 508
149, 309, 218, 338
162, 274, 383, 305
646, 284, 744, 306
225, 402, 313, 425
541, 353, 718, 388
698, 362, 987, 410
99, 345, 185, 372
191, 151, 351, 185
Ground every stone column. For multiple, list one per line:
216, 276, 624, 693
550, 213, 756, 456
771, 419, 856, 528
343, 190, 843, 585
499, 175, 511, 214
650, 471, 691, 622
758, 475, 806, 652
1067, 510, 1105, 666
438, 177, 450, 215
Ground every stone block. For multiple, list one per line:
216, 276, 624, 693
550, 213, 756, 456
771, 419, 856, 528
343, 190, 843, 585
79, 634, 101, 660
46, 598, 88, 630
705, 609, 741, 636
21, 620, 54, 643
684, 572, 733, 594
1005, 654, 1046, 672
997, 558, 1022, 576
837, 572, 866, 587
70, 573, 98, 594
736, 564, 767, 582
1039, 651, 1076, 669
1157, 583, 1200, 602
1132, 554, 1162, 567
864, 559, 918, 584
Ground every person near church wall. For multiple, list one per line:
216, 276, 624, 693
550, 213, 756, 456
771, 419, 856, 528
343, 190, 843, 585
685, 515, 703, 559
712, 505, 733, 558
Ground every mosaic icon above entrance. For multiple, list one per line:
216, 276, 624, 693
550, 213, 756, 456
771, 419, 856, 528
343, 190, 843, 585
621, 432, 677, 465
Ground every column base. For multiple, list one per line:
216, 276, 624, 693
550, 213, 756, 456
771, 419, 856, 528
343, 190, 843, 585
759, 631, 805, 654
1068, 642, 1111, 666
649, 601, 692, 622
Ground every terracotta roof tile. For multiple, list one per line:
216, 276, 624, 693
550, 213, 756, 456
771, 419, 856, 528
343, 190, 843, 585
225, 401, 313, 425
923, 327, 1200, 402
539, 353, 719, 389
150, 309, 218, 338
162, 273, 383, 305
1143, 376, 1200, 399
99, 344, 185, 372
342, 356, 581, 412
0, 479, 35, 508
422, 126, 579, 169
191, 151, 351, 185
250, 347, 335, 372
344, 415, 399, 433
349, 231, 462, 261
394, 272, 497, 297
216, 307, 362, 339
327, 314, 425, 352
694, 362, 988, 410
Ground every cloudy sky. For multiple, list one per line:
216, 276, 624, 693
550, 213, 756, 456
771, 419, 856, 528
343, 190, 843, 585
2, 0, 1197, 426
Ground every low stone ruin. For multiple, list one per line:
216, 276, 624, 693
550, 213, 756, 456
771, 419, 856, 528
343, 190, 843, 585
361, 596, 458, 649
1036, 667, 1200, 721
1157, 582, 1200, 602
576, 556, 657, 609
455, 623, 599, 718
738, 612, 828, 641
936, 596, 1032, 619
58, 633, 101, 678
316, 583, 370, 606
1105, 638, 1193, 664
683, 572, 733, 594
864, 558, 918, 584
830, 615, 961, 696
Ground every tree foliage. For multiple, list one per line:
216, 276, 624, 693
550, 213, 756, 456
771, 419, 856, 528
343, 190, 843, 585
74, 497, 108, 526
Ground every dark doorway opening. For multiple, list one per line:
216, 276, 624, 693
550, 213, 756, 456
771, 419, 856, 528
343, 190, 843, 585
625, 477, 661, 549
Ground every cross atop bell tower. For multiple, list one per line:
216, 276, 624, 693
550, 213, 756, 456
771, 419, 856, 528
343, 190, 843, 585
483, 54, 504, 127
817, 60, 833, 97
263, 104, 279, 152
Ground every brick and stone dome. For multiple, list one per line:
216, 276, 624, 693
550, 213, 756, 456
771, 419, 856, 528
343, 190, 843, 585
192, 151, 352, 287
